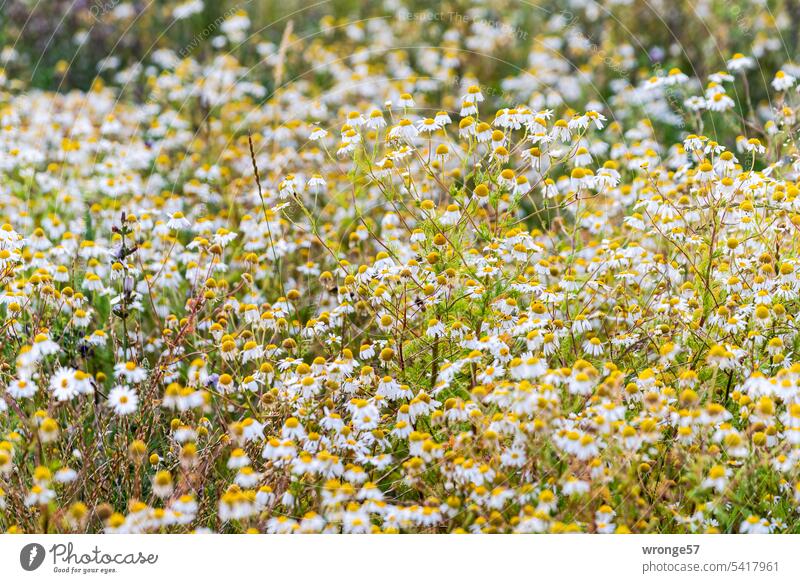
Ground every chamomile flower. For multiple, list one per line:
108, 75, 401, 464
114, 361, 148, 383
772, 70, 796, 91
166, 212, 191, 230
49, 368, 78, 401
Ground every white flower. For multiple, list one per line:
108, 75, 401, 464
33, 333, 60, 358
166, 212, 191, 230
461, 85, 484, 104
426, 319, 445, 337
772, 70, 796, 91
702, 466, 729, 493
49, 368, 78, 401
8, 377, 37, 399
740, 515, 772, 534
366, 110, 386, 130
25, 486, 55, 506
108, 385, 139, 415
220, 12, 251, 43
397, 93, 415, 108
279, 174, 304, 198
389, 119, 419, 141
114, 361, 148, 383
55, 468, 79, 483
706, 92, 735, 112
727, 53, 754, 72
434, 111, 452, 126
234, 467, 262, 488
306, 174, 327, 194
309, 127, 328, 140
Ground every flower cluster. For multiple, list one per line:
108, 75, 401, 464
2, 0, 800, 534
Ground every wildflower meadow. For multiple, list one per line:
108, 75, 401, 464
2, 0, 800, 535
